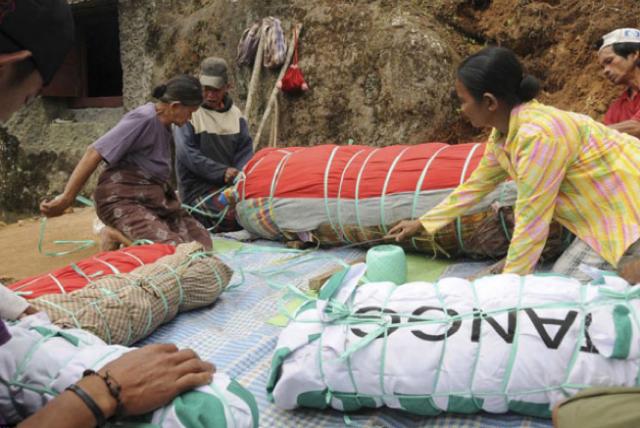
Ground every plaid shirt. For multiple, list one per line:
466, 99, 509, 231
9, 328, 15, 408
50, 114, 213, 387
421, 100, 640, 274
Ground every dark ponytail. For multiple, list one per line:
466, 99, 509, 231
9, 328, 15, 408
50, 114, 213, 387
457, 46, 540, 106
152, 75, 203, 107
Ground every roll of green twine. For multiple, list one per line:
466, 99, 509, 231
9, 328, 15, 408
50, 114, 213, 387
365, 244, 407, 285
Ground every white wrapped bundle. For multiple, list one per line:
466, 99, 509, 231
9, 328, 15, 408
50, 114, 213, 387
0, 314, 258, 427
268, 265, 640, 418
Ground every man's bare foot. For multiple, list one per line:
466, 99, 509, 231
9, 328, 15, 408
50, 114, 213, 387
99, 226, 133, 251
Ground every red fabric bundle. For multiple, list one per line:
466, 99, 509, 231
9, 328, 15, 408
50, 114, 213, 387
239, 143, 486, 200
277, 27, 308, 94
8, 243, 176, 298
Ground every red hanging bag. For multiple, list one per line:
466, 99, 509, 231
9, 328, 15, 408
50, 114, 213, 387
277, 27, 308, 94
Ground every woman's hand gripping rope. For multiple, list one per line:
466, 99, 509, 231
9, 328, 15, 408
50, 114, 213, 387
387, 219, 423, 242
386, 220, 450, 259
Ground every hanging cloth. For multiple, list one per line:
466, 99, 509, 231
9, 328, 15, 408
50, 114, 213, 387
236, 21, 262, 67
277, 27, 308, 94
262, 17, 287, 69
236, 17, 287, 69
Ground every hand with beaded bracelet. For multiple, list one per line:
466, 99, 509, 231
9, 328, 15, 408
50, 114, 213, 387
18, 343, 215, 428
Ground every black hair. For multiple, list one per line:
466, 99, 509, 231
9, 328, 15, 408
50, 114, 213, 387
9, 57, 36, 85
612, 42, 640, 58
152, 75, 203, 107
457, 46, 540, 107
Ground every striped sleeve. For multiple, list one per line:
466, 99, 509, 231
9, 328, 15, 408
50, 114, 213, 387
503, 132, 569, 274
420, 144, 508, 234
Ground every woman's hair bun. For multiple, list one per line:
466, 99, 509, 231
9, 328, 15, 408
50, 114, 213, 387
518, 74, 541, 102
152, 84, 168, 99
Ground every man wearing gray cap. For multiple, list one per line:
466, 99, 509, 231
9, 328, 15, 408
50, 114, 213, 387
597, 28, 640, 138
174, 57, 254, 231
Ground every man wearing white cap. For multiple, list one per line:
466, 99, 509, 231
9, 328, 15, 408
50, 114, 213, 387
597, 28, 640, 137
173, 57, 254, 232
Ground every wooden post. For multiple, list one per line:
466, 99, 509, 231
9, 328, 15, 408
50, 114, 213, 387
244, 24, 265, 125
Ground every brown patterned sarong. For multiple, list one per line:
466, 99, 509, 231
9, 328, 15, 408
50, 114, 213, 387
94, 168, 212, 250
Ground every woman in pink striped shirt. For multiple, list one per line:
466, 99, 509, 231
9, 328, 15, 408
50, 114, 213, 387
390, 46, 640, 283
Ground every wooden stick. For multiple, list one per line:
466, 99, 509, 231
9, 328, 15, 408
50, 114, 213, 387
308, 257, 366, 291
244, 24, 265, 125
269, 96, 279, 148
253, 23, 302, 150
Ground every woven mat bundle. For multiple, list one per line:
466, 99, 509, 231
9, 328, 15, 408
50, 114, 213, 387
291, 207, 568, 261
32, 242, 232, 345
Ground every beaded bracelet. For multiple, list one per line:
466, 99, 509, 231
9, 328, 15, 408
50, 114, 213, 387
82, 369, 124, 417
65, 384, 107, 427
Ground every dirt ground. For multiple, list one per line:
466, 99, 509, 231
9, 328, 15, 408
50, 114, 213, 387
0, 208, 98, 283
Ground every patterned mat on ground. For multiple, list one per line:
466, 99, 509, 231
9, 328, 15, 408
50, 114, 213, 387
140, 238, 552, 428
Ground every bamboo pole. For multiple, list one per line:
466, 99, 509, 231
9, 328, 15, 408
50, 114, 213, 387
269, 97, 279, 148
253, 23, 302, 150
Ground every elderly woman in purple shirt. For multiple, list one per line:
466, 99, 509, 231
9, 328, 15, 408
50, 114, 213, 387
40, 75, 212, 250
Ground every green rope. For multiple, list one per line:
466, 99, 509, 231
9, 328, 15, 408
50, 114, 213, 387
377, 279, 398, 407
38, 217, 96, 257
559, 281, 588, 399
35, 298, 82, 328
13, 330, 57, 387
0, 377, 57, 402
158, 262, 185, 307
94, 257, 121, 275
497, 183, 512, 241
131, 239, 155, 246
379, 147, 411, 236
38, 195, 97, 257
70, 263, 102, 284
184, 186, 228, 214
409, 145, 449, 253
467, 278, 485, 409
499, 276, 525, 407
322, 146, 343, 242
317, 301, 330, 407
50, 274, 66, 294
74, 195, 94, 207
430, 278, 449, 410
267, 151, 294, 239
336, 149, 366, 243
238, 156, 265, 205
91, 300, 114, 345
354, 148, 381, 243
454, 143, 483, 253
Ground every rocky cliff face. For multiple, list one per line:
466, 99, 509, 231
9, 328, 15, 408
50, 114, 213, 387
151, 0, 459, 146
2, 0, 636, 218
